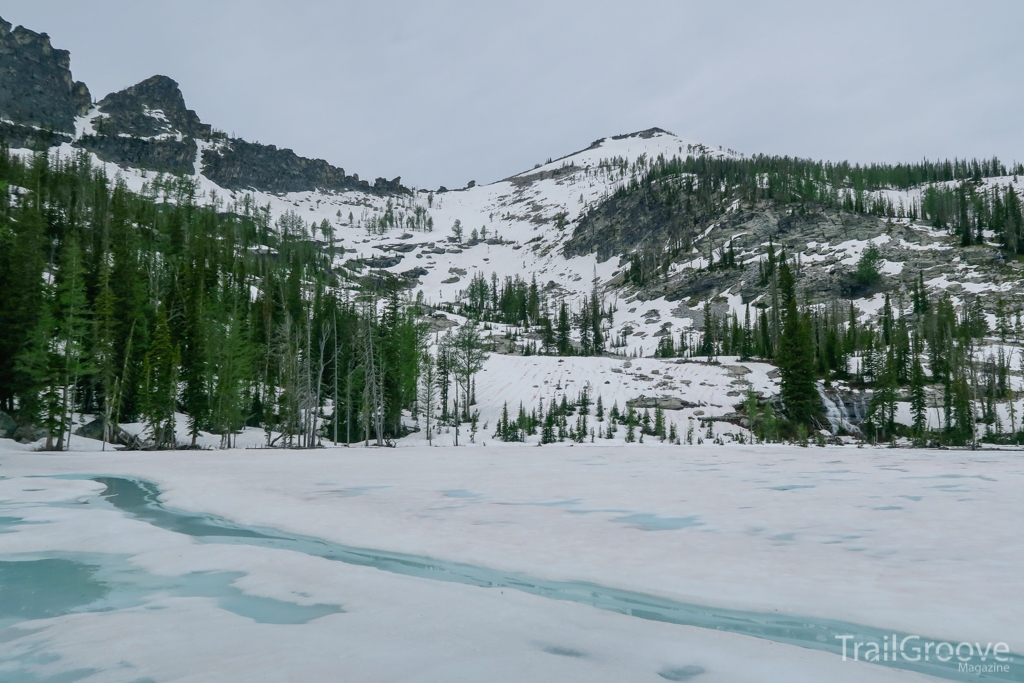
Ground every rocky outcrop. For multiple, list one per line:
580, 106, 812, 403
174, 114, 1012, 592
201, 138, 406, 195
75, 417, 143, 449
0, 409, 45, 443
0, 409, 16, 438
76, 135, 197, 174
0, 119, 71, 149
93, 75, 210, 139
71, 75, 208, 173
564, 179, 698, 262
0, 16, 91, 134
0, 16, 408, 196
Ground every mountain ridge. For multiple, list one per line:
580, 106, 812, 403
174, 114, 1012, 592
0, 15, 404, 195
3, 13, 1024, 448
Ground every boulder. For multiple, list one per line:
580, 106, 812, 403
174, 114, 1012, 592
363, 255, 403, 269
630, 395, 700, 410
13, 424, 45, 443
0, 410, 17, 438
74, 417, 142, 449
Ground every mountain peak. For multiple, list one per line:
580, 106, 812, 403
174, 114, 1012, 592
0, 15, 91, 137
96, 75, 210, 140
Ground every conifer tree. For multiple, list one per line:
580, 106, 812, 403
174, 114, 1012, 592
556, 301, 572, 355
93, 251, 119, 448
625, 404, 636, 443
180, 267, 209, 447
453, 322, 488, 419
419, 352, 438, 445
52, 233, 91, 449
0, 195, 47, 415
142, 310, 179, 448
776, 260, 817, 426
910, 342, 927, 438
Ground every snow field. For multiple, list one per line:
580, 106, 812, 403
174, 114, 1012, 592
0, 477, 931, 683
1, 441, 1020, 661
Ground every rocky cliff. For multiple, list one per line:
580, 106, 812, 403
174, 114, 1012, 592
0, 17, 90, 142
202, 138, 406, 195
0, 15, 406, 195
74, 75, 207, 174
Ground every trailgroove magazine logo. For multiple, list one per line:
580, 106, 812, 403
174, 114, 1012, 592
836, 635, 1012, 674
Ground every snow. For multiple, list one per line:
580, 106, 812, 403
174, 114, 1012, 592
855, 292, 888, 316
419, 354, 777, 446
880, 260, 904, 275
11, 122, 1013, 356
6, 127, 745, 357
0, 441, 1020, 682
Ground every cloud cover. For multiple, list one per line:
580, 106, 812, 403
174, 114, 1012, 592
5, 1, 1023, 188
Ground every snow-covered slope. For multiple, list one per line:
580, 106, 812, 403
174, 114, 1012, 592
19, 120, 1024, 445
18, 125, 737, 350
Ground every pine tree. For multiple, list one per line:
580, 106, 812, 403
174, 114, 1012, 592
180, 266, 209, 447
654, 405, 666, 441
51, 233, 91, 449
625, 405, 636, 443
776, 260, 818, 426
418, 352, 438, 445
0, 194, 47, 416
93, 249, 119, 448
453, 322, 488, 419
759, 308, 772, 358
556, 301, 572, 355
142, 309, 179, 448
910, 343, 927, 438
700, 301, 715, 358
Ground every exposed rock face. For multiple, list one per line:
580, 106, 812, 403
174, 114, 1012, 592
0, 119, 70, 148
362, 255, 403, 269
75, 416, 143, 449
73, 75, 206, 173
564, 180, 697, 262
202, 138, 406, 195
568, 183, 971, 309
93, 75, 210, 139
75, 135, 198, 174
0, 15, 408, 196
0, 16, 90, 137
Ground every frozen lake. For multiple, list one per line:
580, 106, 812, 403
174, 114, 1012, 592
1, 440, 1020, 682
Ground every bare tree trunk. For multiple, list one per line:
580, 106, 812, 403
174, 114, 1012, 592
314, 325, 330, 447
346, 357, 353, 446
364, 308, 384, 446
333, 308, 339, 445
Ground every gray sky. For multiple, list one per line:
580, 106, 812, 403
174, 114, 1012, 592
5, 2, 1024, 189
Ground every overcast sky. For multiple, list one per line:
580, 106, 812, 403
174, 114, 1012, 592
5, 2, 1023, 189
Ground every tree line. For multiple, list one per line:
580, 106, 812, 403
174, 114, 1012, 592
0, 146, 428, 449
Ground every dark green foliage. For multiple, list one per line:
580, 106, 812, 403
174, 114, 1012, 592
454, 269, 608, 357
141, 309, 179, 448
556, 301, 572, 355
776, 260, 819, 427
0, 145, 425, 448
854, 244, 883, 290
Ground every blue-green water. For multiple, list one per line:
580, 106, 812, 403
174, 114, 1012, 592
1, 476, 1018, 681
0, 479, 343, 633
0, 556, 341, 631
90, 476, 1020, 682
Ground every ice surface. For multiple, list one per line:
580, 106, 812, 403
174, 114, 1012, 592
0, 441, 1019, 681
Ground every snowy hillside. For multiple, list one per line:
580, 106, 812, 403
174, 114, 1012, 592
23, 124, 751, 346
7, 9, 1024, 450
14, 119, 1024, 446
